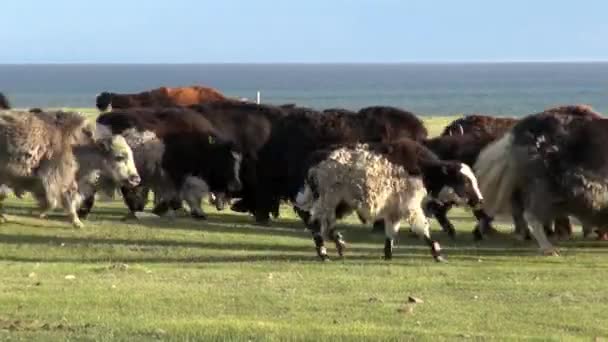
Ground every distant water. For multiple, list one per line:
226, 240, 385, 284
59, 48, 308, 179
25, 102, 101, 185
1, 63, 608, 116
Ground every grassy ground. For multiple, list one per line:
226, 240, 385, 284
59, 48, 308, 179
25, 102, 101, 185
0, 115, 607, 341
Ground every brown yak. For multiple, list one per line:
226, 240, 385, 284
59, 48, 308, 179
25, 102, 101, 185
95, 85, 227, 112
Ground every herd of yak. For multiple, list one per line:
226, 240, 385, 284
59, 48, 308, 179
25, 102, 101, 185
0, 85, 607, 261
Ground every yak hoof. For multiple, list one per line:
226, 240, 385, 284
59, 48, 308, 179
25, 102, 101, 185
121, 212, 138, 221
541, 248, 560, 256
230, 200, 249, 213
484, 226, 500, 235
434, 255, 447, 263
254, 218, 271, 227
191, 212, 208, 220
472, 227, 484, 241
72, 220, 84, 229
447, 228, 456, 240
0, 215, 7, 224
318, 255, 330, 262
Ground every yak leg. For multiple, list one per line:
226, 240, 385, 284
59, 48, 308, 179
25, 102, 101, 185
582, 224, 595, 239
307, 216, 330, 261
524, 211, 560, 256
271, 200, 280, 219
408, 208, 444, 262
253, 191, 274, 225
295, 205, 346, 258
543, 221, 555, 237
472, 208, 496, 240
317, 213, 338, 261
151, 186, 182, 217
35, 191, 55, 219
120, 186, 149, 220
294, 206, 313, 230
61, 187, 83, 228
383, 219, 401, 260
553, 216, 573, 240
0, 189, 7, 223
184, 193, 206, 220
328, 228, 346, 257
180, 177, 209, 220
312, 231, 328, 261
294, 211, 329, 261
511, 192, 532, 240
77, 192, 96, 219
425, 201, 456, 239
308, 196, 339, 261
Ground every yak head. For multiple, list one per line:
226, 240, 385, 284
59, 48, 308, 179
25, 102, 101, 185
425, 161, 484, 209
97, 135, 141, 188
96, 92, 114, 112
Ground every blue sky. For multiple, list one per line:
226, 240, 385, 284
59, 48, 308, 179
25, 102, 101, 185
1, 0, 607, 63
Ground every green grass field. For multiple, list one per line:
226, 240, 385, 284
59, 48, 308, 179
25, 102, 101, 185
0, 114, 607, 341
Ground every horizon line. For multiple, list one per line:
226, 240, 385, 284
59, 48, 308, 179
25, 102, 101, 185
2, 59, 608, 65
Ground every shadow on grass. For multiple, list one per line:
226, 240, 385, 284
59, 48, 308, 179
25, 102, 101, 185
127, 212, 309, 238
1, 229, 607, 266
0, 232, 313, 253
2, 203, 607, 264
0, 250, 524, 265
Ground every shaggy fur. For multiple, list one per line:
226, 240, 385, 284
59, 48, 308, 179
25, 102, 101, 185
255, 106, 428, 224
358, 106, 428, 142
296, 139, 483, 261
95, 85, 227, 112
0, 110, 139, 227
187, 101, 288, 214
474, 107, 608, 254
92, 107, 225, 218
89, 107, 242, 220
295, 143, 438, 261
441, 114, 518, 137
439, 108, 604, 239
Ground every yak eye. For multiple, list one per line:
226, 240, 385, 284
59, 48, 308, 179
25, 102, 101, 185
114, 155, 126, 162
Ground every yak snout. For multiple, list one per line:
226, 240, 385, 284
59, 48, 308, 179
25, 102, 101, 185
127, 174, 141, 187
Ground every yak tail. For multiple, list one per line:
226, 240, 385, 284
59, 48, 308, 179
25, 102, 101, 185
474, 132, 519, 217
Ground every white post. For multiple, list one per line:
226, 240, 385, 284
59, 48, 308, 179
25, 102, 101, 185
256, 91, 261, 104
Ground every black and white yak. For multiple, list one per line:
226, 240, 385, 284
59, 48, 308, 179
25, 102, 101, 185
474, 111, 608, 254
295, 139, 483, 261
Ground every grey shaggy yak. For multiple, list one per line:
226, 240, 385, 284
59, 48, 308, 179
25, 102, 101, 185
0, 110, 140, 227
